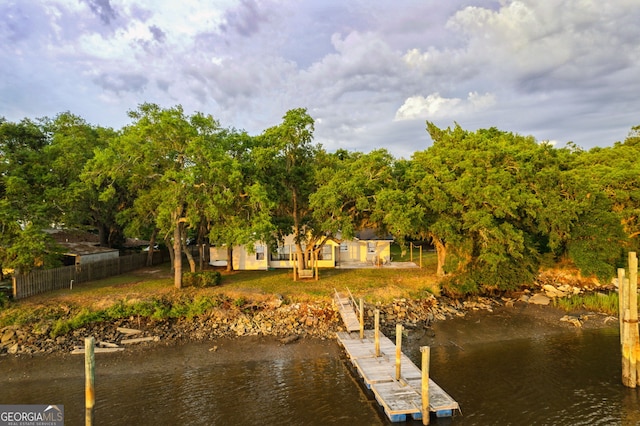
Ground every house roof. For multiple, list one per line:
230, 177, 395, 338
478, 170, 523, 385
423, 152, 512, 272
57, 242, 119, 256
45, 229, 119, 256
332, 228, 393, 241
354, 228, 394, 241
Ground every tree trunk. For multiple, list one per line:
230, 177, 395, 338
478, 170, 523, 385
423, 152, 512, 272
182, 238, 196, 273
165, 235, 175, 272
291, 189, 307, 273
295, 243, 306, 272
226, 246, 234, 272
146, 229, 158, 267
432, 236, 447, 277
197, 221, 207, 271
98, 224, 109, 247
173, 222, 182, 289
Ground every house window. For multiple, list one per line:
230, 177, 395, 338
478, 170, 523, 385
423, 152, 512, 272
270, 245, 290, 261
255, 245, 265, 260
340, 242, 348, 252
367, 242, 376, 253
316, 245, 332, 260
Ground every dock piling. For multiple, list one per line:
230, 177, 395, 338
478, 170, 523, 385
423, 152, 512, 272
421, 346, 430, 425
85, 336, 95, 426
359, 298, 364, 340
395, 324, 403, 381
374, 309, 380, 357
620, 252, 640, 388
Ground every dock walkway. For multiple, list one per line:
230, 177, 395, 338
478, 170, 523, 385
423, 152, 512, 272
333, 289, 361, 332
334, 292, 460, 423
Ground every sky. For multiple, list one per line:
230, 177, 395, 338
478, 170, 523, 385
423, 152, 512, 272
1, 0, 639, 159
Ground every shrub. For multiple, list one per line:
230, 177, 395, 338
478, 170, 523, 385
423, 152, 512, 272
182, 271, 222, 288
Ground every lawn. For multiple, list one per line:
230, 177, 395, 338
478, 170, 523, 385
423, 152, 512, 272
6, 251, 441, 314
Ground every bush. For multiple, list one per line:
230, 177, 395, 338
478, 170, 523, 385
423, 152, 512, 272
182, 271, 222, 288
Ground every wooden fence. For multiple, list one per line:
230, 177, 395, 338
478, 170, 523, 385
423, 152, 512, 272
12, 251, 169, 300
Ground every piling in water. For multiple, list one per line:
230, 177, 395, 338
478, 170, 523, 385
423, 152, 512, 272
620, 252, 640, 388
85, 336, 95, 426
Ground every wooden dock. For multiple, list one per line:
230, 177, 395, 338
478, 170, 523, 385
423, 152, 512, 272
334, 291, 459, 423
334, 289, 361, 332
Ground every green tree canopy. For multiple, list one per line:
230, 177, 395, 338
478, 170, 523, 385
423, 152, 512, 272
406, 122, 624, 293
254, 108, 322, 272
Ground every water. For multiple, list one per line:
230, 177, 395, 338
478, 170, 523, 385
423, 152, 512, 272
0, 339, 383, 425
410, 327, 640, 425
2, 314, 640, 425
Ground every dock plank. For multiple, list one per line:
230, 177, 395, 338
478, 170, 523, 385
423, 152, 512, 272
336, 329, 460, 422
336, 330, 396, 360
334, 292, 361, 332
404, 378, 460, 415
370, 381, 422, 422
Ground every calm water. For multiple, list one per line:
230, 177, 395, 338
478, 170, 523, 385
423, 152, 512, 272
1, 318, 639, 425
408, 327, 640, 425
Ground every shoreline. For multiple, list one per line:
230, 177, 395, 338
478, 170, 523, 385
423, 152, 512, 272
0, 290, 618, 358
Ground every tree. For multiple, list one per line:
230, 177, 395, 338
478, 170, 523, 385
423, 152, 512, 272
193, 129, 274, 272
254, 108, 322, 274
569, 125, 640, 253
408, 123, 601, 293
310, 149, 398, 241
0, 117, 64, 274
0, 117, 51, 223
44, 113, 120, 245
86, 104, 213, 288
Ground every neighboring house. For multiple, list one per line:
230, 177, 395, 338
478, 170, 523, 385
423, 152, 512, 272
46, 229, 120, 266
209, 230, 393, 271
59, 242, 120, 266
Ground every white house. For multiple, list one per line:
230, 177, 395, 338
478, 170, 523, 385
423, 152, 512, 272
209, 230, 393, 270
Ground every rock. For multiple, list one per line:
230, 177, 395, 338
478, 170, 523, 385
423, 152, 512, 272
32, 323, 50, 336
1, 329, 16, 345
117, 327, 143, 335
528, 293, 551, 305
7, 343, 19, 354
543, 284, 565, 298
560, 315, 582, 327
280, 334, 299, 345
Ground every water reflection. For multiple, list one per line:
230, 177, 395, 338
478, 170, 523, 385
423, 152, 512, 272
405, 324, 640, 425
2, 326, 640, 425
0, 341, 383, 425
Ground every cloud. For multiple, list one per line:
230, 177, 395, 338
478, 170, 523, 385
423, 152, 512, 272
395, 92, 496, 121
80, 0, 118, 25
1, 0, 639, 159
148, 25, 166, 43
219, 0, 269, 37
445, 1, 640, 92
93, 73, 148, 94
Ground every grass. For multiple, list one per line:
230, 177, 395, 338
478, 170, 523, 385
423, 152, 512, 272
211, 265, 440, 302
390, 243, 437, 267
554, 292, 624, 316
2, 247, 624, 339
0, 255, 442, 335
